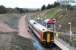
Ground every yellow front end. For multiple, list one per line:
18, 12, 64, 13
42, 32, 54, 46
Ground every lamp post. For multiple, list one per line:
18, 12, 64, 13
68, 22, 72, 41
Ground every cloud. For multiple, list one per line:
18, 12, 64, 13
0, 0, 57, 8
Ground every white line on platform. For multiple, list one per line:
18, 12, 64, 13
54, 38, 70, 50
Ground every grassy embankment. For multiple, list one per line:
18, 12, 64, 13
46, 7, 62, 18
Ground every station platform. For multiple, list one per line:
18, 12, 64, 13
54, 37, 76, 50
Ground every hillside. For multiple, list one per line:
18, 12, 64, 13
35, 7, 76, 33
45, 7, 62, 18
56, 9, 76, 32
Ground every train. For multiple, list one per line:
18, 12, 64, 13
28, 19, 54, 46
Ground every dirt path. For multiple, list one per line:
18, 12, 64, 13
18, 15, 32, 39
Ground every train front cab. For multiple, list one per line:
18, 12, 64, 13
41, 31, 54, 46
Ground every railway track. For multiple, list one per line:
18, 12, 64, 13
44, 46, 61, 50
44, 43, 61, 50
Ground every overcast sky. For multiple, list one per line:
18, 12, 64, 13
0, 0, 57, 8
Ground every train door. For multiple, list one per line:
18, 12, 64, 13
43, 32, 54, 45
46, 32, 54, 43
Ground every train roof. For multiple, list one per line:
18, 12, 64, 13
29, 20, 49, 32
44, 18, 56, 24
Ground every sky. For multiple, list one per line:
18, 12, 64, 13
0, 0, 57, 8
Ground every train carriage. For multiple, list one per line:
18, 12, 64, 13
29, 20, 54, 46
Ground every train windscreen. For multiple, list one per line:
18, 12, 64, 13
47, 23, 54, 29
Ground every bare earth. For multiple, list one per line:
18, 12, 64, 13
0, 14, 32, 39
18, 15, 32, 39
0, 20, 16, 32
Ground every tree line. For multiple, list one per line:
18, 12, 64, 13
41, 2, 60, 11
0, 5, 26, 14
41, 1, 76, 11
0, 2, 60, 14
0, 5, 38, 14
